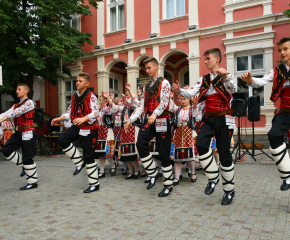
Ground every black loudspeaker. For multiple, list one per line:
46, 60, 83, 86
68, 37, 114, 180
33, 108, 44, 128
231, 92, 247, 117
248, 95, 260, 122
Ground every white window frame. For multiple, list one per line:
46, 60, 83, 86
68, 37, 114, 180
235, 50, 265, 107
163, 0, 185, 19
64, 15, 80, 31
109, 74, 120, 98
107, 0, 125, 32
64, 79, 77, 110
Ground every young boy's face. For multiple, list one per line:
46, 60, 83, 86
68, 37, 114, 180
204, 53, 219, 71
76, 76, 89, 91
16, 86, 28, 99
278, 41, 290, 63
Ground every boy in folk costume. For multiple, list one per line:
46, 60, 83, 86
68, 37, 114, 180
125, 57, 174, 197
172, 48, 237, 205
0, 83, 38, 190
52, 72, 99, 193
241, 37, 290, 191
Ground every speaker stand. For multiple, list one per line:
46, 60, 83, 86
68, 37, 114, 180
232, 116, 255, 163
245, 121, 274, 161
37, 128, 53, 156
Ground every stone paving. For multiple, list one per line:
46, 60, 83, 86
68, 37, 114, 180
0, 149, 289, 240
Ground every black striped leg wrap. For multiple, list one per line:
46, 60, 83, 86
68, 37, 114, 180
220, 164, 234, 192
140, 154, 158, 178
24, 164, 38, 184
270, 143, 290, 180
6, 151, 23, 167
162, 165, 173, 188
199, 149, 219, 182
63, 143, 84, 166
86, 162, 99, 186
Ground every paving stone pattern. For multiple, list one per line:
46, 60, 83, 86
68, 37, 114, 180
0, 149, 289, 240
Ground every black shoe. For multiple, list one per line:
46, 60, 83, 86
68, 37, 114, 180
147, 174, 159, 190
20, 183, 38, 190
133, 171, 140, 179
98, 172, 105, 178
281, 180, 290, 191
158, 172, 163, 178
188, 172, 191, 178
173, 178, 179, 186
122, 169, 128, 175
73, 163, 85, 176
158, 186, 173, 197
185, 167, 188, 172
204, 179, 219, 195
179, 175, 183, 180
83, 185, 100, 193
110, 167, 116, 176
140, 171, 147, 178
125, 173, 134, 180
20, 168, 25, 177
144, 177, 150, 183
221, 190, 235, 205
191, 174, 197, 183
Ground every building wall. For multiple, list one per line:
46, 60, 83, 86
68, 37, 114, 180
59, 0, 290, 135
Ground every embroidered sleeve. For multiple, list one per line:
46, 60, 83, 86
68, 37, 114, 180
249, 69, 274, 88
224, 73, 237, 94
179, 77, 202, 98
62, 104, 71, 121
152, 79, 171, 117
110, 103, 124, 114
131, 98, 141, 108
85, 94, 99, 124
7, 100, 34, 118
168, 100, 178, 113
0, 107, 13, 120
130, 98, 144, 123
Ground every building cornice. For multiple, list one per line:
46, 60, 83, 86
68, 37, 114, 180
223, 0, 272, 13
81, 13, 288, 61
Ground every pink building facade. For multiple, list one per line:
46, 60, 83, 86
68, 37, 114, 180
58, 0, 290, 135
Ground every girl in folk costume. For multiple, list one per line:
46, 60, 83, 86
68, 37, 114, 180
171, 95, 198, 186
0, 83, 38, 191
94, 95, 116, 178
241, 37, 290, 191
104, 85, 140, 179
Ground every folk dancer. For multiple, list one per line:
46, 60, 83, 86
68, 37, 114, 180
125, 57, 174, 197
52, 72, 99, 193
172, 48, 236, 205
0, 83, 38, 190
240, 37, 290, 191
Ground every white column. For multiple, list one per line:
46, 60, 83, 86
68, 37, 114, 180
225, 52, 235, 78
159, 63, 166, 77
263, 2, 273, 15
126, 66, 140, 93
187, 56, 200, 86
225, 10, 233, 23
153, 45, 159, 61
188, 0, 199, 27
127, 0, 135, 41
97, 2, 105, 47
189, 37, 199, 59
151, 0, 160, 35
96, 71, 110, 97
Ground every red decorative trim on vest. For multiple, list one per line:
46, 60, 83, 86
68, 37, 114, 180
13, 98, 35, 132
280, 87, 290, 109
204, 94, 230, 112
271, 63, 290, 102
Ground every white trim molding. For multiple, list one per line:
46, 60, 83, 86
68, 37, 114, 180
223, 0, 273, 23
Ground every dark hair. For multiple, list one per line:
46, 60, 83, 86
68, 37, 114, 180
17, 83, 30, 93
203, 48, 222, 64
277, 37, 290, 46
143, 57, 159, 66
78, 72, 90, 82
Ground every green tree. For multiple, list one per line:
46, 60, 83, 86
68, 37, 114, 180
0, 0, 102, 102
284, 3, 290, 18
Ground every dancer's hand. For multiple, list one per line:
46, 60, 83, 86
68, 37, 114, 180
137, 89, 142, 96
121, 94, 126, 99
240, 72, 253, 84
73, 117, 89, 125
172, 80, 180, 94
147, 114, 156, 125
51, 117, 62, 126
217, 68, 228, 79
109, 92, 114, 99
102, 91, 108, 99
124, 121, 132, 133
125, 83, 131, 90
